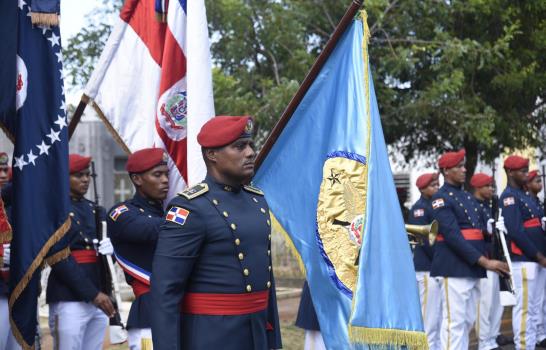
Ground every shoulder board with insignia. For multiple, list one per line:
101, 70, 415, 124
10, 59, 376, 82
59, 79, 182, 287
243, 184, 264, 196
178, 183, 209, 200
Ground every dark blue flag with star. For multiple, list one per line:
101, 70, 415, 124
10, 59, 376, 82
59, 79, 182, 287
0, 1, 71, 348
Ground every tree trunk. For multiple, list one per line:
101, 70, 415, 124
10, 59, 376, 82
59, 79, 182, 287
463, 140, 478, 191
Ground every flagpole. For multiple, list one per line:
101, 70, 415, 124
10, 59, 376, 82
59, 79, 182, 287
255, 0, 363, 170
68, 94, 89, 140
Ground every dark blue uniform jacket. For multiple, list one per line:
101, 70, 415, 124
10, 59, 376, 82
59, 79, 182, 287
46, 197, 104, 303
150, 176, 282, 350
408, 196, 435, 271
430, 183, 486, 278
476, 198, 494, 257
108, 192, 163, 329
295, 281, 320, 331
500, 186, 545, 261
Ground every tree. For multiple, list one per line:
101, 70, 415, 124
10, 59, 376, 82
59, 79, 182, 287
64, 0, 546, 177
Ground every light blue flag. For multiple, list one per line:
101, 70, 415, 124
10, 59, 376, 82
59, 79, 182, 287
253, 14, 427, 350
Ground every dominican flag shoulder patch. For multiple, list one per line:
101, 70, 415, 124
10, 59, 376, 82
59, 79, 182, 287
109, 205, 129, 221
503, 197, 515, 206
413, 209, 425, 218
166, 206, 190, 226
432, 198, 445, 209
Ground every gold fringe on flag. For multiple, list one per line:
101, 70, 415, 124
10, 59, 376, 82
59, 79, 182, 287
9, 216, 71, 350
270, 212, 306, 277
30, 12, 59, 27
44, 247, 70, 267
348, 327, 429, 350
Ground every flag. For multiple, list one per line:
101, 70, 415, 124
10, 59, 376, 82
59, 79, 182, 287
84, 0, 214, 199
1, 2, 71, 348
253, 13, 427, 349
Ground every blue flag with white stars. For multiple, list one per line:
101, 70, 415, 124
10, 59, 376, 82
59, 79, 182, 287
0, 1, 71, 348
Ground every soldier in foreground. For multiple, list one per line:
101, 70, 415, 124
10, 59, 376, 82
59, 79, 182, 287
108, 148, 169, 350
151, 116, 282, 350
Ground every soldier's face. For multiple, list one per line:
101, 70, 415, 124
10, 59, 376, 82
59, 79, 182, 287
528, 176, 542, 195
132, 164, 169, 201
0, 165, 9, 187
422, 179, 439, 198
476, 184, 494, 200
70, 168, 90, 198
214, 138, 256, 182
445, 161, 466, 185
510, 168, 528, 187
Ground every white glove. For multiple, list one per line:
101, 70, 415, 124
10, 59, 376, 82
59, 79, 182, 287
542, 217, 546, 231
486, 218, 495, 235
2, 244, 9, 266
495, 215, 507, 234
98, 238, 114, 256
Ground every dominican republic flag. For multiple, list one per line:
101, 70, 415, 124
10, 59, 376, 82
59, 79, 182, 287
84, 0, 214, 200
165, 206, 189, 225
0, 1, 71, 348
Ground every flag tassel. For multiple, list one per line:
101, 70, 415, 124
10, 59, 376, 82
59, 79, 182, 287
30, 12, 59, 27
9, 217, 71, 350
348, 327, 429, 349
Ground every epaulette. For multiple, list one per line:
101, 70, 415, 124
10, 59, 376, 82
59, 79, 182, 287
243, 184, 264, 196
178, 183, 209, 200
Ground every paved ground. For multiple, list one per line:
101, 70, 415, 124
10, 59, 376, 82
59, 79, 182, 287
37, 291, 520, 349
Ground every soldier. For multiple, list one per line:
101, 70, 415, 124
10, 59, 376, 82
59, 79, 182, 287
150, 116, 282, 350
295, 281, 325, 350
527, 170, 546, 348
499, 156, 546, 350
107, 148, 169, 350
430, 149, 509, 350
46, 154, 115, 350
471, 173, 504, 350
409, 172, 441, 350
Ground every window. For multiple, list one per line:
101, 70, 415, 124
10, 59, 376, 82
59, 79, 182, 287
113, 156, 134, 202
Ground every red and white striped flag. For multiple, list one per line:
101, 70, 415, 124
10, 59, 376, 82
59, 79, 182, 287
85, 0, 214, 199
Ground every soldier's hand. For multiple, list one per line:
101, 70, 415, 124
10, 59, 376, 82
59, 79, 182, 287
478, 257, 510, 276
93, 292, 116, 318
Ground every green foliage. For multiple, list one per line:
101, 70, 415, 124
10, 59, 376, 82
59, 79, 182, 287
63, 0, 546, 173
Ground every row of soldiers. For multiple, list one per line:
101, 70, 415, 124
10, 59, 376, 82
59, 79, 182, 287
0, 116, 282, 350
410, 150, 546, 350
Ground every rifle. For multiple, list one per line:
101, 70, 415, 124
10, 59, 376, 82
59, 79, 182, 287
90, 162, 127, 343
491, 196, 515, 297
540, 164, 546, 216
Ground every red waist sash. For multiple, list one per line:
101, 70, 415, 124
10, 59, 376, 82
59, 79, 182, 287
523, 217, 541, 229
71, 250, 98, 264
511, 218, 542, 255
436, 228, 483, 242
131, 279, 150, 298
181, 291, 269, 316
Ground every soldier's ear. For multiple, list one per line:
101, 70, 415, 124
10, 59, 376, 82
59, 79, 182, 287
204, 149, 218, 164
131, 173, 143, 187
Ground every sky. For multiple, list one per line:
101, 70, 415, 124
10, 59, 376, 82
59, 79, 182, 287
60, 0, 108, 106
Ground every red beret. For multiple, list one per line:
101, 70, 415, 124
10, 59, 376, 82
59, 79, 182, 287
197, 116, 253, 148
528, 170, 539, 182
504, 155, 529, 170
0, 153, 8, 165
470, 173, 493, 188
126, 148, 167, 173
69, 154, 91, 174
438, 149, 466, 169
416, 173, 438, 190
